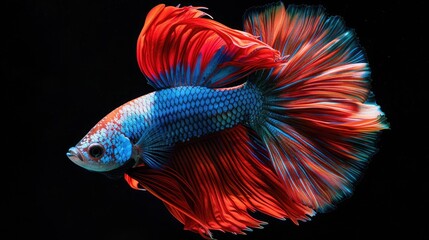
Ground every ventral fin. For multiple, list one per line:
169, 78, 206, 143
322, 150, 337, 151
136, 4, 285, 89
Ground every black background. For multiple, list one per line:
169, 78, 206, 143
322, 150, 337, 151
5, 0, 427, 239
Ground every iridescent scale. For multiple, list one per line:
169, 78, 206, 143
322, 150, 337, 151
119, 84, 262, 145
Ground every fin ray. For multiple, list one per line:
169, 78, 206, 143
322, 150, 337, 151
125, 126, 313, 237
137, 4, 284, 89
244, 2, 388, 210
134, 124, 172, 169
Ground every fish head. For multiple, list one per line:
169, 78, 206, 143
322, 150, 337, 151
67, 119, 133, 172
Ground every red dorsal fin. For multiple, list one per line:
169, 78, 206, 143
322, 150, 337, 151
136, 4, 284, 89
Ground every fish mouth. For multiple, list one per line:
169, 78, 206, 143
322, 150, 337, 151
67, 147, 85, 164
66, 146, 118, 172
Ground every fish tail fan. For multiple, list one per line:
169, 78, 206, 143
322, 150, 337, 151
243, 2, 389, 211
125, 126, 314, 238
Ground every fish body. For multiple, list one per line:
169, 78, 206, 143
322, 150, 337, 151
69, 84, 261, 171
122, 84, 261, 145
67, 2, 388, 238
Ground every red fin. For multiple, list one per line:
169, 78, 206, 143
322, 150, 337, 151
244, 2, 371, 102
125, 126, 313, 238
136, 4, 284, 89
243, 3, 389, 210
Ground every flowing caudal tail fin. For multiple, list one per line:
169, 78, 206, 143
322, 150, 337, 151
244, 2, 389, 211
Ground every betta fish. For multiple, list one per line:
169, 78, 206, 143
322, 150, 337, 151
67, 2, 388, 238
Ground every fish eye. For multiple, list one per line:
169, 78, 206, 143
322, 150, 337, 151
88, 143, 105, 160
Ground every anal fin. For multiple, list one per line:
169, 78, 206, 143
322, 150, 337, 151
125, 125, 313, 238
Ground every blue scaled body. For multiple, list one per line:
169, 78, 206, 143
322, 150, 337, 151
120, 83, 263, 146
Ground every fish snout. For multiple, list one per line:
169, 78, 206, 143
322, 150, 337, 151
67, 147, 85, 164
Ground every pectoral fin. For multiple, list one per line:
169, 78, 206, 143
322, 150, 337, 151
133, 125, 172, 169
